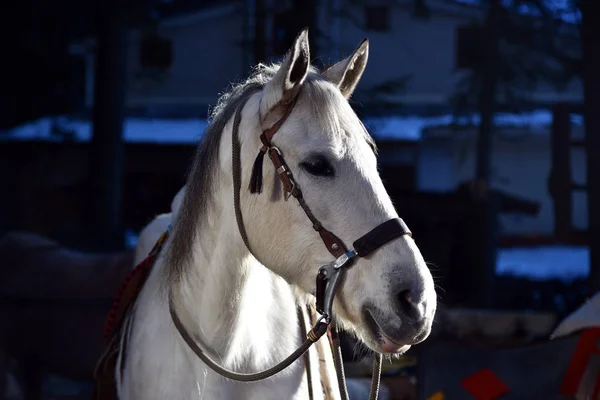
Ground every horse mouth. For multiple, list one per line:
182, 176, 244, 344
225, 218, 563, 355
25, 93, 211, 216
362, 307, 412, 354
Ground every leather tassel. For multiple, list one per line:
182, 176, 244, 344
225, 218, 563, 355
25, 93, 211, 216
249, 150, 266, 194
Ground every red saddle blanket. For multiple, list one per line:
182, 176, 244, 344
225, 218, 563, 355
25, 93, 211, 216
93, 229, 171, 400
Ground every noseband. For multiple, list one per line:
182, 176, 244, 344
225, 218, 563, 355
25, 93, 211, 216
169, 92, 412, 400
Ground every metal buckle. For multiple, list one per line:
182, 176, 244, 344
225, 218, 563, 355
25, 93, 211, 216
332, 250, 357, 270
316, 314, 330, 326
268, 146, 295, 201
316, 250, 357, 320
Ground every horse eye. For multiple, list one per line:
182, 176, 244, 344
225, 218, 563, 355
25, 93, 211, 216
300, 156, 335, 177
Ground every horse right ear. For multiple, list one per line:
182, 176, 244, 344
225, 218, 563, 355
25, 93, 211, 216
260, 28, 311, 120
322, 38, 369, 99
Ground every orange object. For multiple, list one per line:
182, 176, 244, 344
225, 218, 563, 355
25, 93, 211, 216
426, 391, 445, 400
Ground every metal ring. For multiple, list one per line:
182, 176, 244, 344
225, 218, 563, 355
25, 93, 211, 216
316, 314, 330, 325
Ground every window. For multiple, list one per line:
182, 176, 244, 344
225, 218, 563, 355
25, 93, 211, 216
364, 6, 390, 32
455, 26, 484, 69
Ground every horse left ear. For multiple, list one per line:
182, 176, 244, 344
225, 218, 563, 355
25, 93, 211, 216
260, 28, 310, 119
323, 38, 369, 99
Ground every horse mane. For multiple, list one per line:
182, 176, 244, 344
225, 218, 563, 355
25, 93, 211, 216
164, 63, 280, 287
164, 61, 377, 288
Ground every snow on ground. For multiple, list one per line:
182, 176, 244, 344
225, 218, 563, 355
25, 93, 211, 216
363, 114, 453, 141
363, 109, 582, 141
496, 245, 589, 281
0, 109, 583, 144
1, 116, 208, 144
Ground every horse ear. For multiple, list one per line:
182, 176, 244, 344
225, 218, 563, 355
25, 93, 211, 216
260, 28, 310, 118
322, 38, 369, 99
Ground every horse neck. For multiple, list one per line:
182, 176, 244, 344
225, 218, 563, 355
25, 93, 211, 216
169, 162, 302, 369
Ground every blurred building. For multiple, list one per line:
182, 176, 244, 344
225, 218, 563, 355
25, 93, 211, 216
1, 0, 584, 244
67, 0, 583, 115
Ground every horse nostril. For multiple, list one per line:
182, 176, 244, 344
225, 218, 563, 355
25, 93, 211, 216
396, 289, 417, 319
395, 288, 425, 321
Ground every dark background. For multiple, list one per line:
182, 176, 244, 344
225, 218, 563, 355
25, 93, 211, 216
0, 0, 598, 398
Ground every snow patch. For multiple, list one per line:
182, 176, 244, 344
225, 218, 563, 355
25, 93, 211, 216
2, 116, 208, 144
363, 109, 580, 141
2, 109, 580, 144
363, 115, 453, 140
497, 246, 589, 281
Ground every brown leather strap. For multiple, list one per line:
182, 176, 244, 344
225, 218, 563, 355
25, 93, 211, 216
264, 141, 349, 258
317, 228, 348, 258
263, 97, 298, 142
268, 148, 297, 195
353, 218, 411, 257
248, 95, 350, 260
248, 97, 299, 195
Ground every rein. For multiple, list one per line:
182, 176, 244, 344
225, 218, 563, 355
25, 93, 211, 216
168, 93, 412, 400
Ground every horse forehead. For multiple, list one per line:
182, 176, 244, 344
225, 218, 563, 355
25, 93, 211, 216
278, 115, 340, 152
281, 123, 357, 160
283, 108, 367, 156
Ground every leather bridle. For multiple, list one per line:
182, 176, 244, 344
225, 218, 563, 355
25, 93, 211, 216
169, 90, 413, 400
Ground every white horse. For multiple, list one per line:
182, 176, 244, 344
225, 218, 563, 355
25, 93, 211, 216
117, 30, 437, 400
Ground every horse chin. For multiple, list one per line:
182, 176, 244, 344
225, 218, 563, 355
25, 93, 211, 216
380, 340, 412, 355
360, 307, 413, 355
